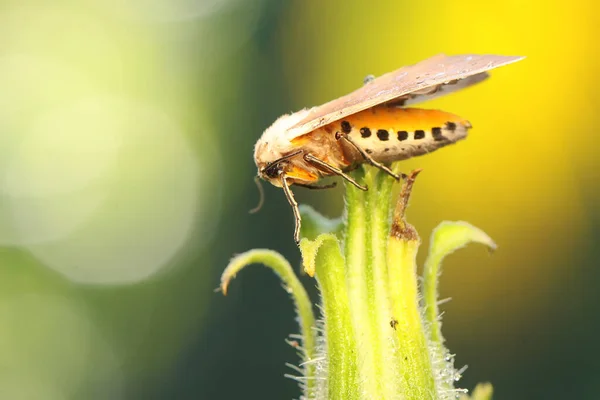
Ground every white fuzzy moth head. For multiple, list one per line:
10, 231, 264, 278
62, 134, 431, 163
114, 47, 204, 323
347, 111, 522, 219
254, 109, 313, 188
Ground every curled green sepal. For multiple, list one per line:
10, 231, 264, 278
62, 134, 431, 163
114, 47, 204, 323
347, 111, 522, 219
220, 249, 317, 397
423, 221, 497, 345
299, 233, 338, 277
299, 206, 344, 277
460, 382, 494, 400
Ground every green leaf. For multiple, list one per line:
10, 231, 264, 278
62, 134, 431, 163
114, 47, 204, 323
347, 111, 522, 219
220, 249, 317, 398
299, 234, 335, 277
299, 205, 343, 277
422, 221, 497, 398
423, 221, 497, 346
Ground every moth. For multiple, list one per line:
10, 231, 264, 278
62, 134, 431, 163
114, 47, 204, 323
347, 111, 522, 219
253, 54, 524, 243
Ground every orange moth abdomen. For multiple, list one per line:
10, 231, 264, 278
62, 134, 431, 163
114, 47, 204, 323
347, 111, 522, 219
294, 106, 472, 172
337, 106, 470, 164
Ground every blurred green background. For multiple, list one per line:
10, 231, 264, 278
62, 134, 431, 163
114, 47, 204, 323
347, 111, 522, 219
0, 0, 598, 399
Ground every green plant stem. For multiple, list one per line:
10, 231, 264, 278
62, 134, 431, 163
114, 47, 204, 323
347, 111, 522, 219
312, 234, 359, 400
343, 177, 383, 399
386, 169, 436, 400
220, 249, 317, 397
364, 168, 404, 397
387, 235, 436, 400
222, 167, 501, 400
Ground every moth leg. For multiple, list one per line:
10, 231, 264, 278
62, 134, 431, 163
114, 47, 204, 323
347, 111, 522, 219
303, 153, 368, 191
336, 132, 405, 181
295, 182, 338, 190
280, 173, 302, 244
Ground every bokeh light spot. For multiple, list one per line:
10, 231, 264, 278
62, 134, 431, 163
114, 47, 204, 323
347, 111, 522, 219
0, 54, 98, 246
18, 97, 203, 284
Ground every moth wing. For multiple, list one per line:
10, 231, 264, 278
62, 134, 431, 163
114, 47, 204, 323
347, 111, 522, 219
287, 54, 524, 137
387, 71, 490, 107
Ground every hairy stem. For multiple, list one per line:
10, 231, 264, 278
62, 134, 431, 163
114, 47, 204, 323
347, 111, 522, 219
364, 167, 404, 397
222, 166, 500, 400
387, 170, 436, 400
312, 234, 359, 400
343, 172, 384, 398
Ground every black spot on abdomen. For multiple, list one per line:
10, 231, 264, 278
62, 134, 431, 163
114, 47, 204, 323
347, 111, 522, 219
341, 120, 352, 134
377, 129, 389, 141
445, 121, 457, 132
432, 127, 445, 141
397, 131, 408, 141
360, 127, 371, 138
414, 130, 425, 139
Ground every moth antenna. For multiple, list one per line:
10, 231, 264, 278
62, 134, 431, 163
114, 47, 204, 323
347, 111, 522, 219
249, 175, 265, 214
